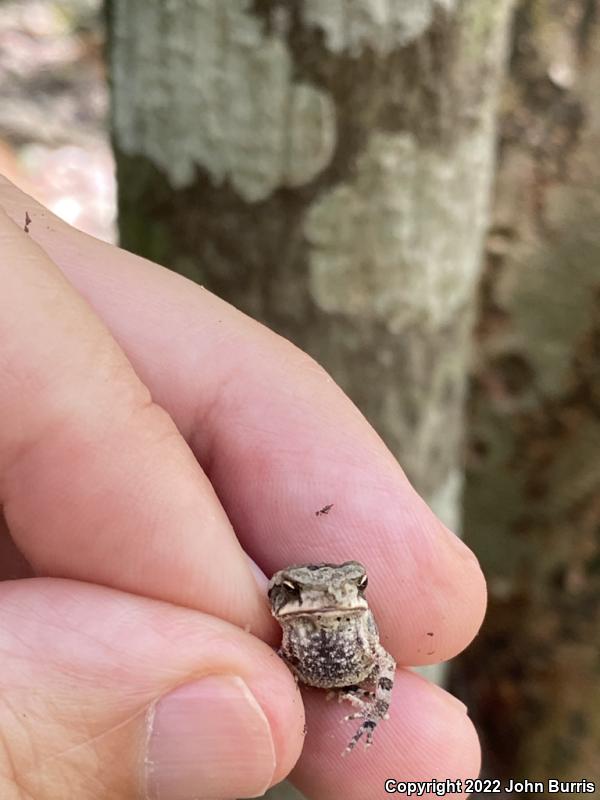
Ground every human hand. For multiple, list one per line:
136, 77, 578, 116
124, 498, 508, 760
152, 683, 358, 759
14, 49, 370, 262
0, 175, 486, 800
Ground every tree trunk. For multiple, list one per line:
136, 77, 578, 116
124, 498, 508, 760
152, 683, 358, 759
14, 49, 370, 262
452, 0, 600, 789
108, 0, 512, 527
107, 1, 513, 795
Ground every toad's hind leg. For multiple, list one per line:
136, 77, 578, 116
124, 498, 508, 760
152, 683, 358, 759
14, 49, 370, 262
329, 685, 374, 709
343, 646, 396, 754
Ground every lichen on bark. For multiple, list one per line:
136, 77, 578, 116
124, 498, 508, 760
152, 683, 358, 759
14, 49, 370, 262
303, 0, 457, 56
304, 127, 495, 334
111, 0, 337, 200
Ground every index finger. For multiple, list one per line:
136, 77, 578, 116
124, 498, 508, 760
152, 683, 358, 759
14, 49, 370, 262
0, 178, 486, 665
0, 202, 272, 639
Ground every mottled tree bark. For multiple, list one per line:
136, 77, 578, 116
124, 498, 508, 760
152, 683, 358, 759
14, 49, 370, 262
453, 0, 600, 790
107, 2, 513, 795
108, 0, 512, 528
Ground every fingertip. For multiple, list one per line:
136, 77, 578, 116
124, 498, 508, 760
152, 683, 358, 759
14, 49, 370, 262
292, 668, 480, 800
389, 511, 488, 666
439, 527, 488, 657
400, 670, 482, 783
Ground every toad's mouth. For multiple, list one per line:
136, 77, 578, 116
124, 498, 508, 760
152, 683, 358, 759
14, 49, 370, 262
277, 606, 366, 617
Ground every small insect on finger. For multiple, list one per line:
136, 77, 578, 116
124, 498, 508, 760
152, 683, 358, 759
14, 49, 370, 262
315, 503, 334, 516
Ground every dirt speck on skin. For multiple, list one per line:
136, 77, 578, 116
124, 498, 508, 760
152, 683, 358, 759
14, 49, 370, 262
24, 210, 31, 232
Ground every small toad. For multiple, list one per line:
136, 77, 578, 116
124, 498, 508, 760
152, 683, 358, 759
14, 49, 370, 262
268, 561, 395, 753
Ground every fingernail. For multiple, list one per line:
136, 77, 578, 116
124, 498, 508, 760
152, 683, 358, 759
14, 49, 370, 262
145, 675, 276, 800
246, 553, 269, 591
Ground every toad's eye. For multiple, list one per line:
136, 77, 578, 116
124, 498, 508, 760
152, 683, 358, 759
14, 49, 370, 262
282, 579, 300, 594
358, 574, 368, 591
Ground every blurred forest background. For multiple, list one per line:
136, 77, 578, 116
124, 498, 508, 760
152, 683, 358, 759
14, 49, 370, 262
1, 1, 599, 798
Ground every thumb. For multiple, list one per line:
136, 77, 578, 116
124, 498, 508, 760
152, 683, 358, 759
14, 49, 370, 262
0, 578, 303, 800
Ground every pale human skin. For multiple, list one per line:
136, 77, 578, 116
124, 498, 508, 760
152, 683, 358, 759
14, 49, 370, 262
0, 174, 486, 800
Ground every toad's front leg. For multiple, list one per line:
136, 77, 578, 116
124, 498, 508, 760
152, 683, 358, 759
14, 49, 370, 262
343, 645, 396, 754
